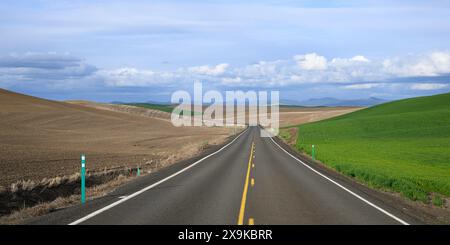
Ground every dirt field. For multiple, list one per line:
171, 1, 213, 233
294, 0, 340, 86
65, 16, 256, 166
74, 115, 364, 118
66, 101, 171, 121
278, 106, 362, 127
0, 89, 234, 187
230, 106, 362, 127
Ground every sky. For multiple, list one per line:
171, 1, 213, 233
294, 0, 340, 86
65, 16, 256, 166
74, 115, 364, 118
0, 0, 450, 102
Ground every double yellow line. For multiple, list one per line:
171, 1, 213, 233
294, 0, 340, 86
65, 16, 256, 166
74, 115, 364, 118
238, 141, 255, 225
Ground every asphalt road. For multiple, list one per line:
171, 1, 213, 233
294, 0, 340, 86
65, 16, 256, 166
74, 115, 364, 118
30, 126, 421, 225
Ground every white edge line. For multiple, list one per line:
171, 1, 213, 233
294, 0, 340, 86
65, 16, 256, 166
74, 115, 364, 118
69, 127, 249, 225
267, 134, 410, 225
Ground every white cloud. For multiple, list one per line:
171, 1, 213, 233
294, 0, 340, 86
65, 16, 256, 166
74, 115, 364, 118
430, 52, 450, 71
383, 51, 450, 77
410, 83, 448, 90
331, 55, 371, 67
238, 61, 281, 77
98, 52, 450, 89
2, 52, 450, 98
188, 63, 229, 76
294, 53, 328, 70
351, 55, 370, 62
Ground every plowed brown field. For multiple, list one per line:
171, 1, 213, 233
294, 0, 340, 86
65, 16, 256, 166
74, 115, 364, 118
0, 89, 232, 187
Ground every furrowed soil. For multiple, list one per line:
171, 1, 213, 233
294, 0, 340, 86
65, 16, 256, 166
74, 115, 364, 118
278, 106, 362, 127
0, 88, 233, 188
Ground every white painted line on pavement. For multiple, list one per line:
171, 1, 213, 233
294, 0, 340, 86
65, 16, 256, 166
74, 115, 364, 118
267, 133, 410, 225
69, 127, 250, 225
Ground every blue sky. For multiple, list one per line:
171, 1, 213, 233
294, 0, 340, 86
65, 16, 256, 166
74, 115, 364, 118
1, 0, 450, 102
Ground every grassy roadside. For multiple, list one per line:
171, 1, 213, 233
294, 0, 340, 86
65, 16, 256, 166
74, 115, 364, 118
281, 93, 450, 206
1, 175, 139, 224
279, 129, 292, 141
279, 127, 298, 146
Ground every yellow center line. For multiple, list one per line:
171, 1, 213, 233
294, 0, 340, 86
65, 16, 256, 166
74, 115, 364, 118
237, 141, 254, 225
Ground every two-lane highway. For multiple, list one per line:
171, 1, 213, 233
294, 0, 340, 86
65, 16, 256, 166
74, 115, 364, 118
31, 126, 418, 225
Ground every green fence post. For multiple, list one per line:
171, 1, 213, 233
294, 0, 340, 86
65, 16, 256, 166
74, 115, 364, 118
81, 154, 86, 204
312, 145, 315, 161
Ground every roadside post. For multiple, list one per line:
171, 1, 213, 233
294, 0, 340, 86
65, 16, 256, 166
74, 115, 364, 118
81, 154, 86, 204
312, 145, 315, 161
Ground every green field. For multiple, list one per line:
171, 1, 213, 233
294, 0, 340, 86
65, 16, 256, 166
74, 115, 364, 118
125, 103, 174, 113
294, 93, 450, 204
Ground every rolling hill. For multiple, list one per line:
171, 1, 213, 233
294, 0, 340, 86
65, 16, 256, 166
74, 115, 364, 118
295, 93, 450, 204
0, 88, 231, 187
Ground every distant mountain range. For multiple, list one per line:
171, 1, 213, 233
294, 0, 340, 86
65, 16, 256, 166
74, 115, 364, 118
280, 97, 387, 107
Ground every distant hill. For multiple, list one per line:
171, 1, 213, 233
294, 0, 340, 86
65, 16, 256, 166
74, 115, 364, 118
67, 101, 171, 120
111, 100, 171, 105
282, 97, 387, 107
295, 92, 450, 203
